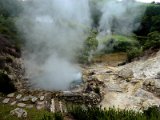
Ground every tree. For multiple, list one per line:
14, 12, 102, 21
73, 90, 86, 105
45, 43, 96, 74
0, 0, 22, 17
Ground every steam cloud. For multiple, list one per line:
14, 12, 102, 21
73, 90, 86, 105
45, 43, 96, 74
16, 0, 146, 90
17, 0, 91, 90
98, 0, 146, 36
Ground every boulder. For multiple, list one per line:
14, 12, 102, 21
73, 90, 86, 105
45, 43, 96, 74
22, 96, 30, 102
10, 108, 27, 118
10, 101, 17, 106
2, 98, 10, 104
16, 94, 22, 99
17, 103, 26, 108
143, 79, 160, 97
118, 68, 133, 79
40, 96, 45, 101
7, 93, 15, 98
31, 96, 38, 103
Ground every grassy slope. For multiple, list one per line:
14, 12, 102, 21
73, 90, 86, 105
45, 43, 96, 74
0, 103, 55, 120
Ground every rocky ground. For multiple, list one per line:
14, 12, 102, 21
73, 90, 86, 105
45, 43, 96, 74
83, 51, 160, 111
0, 35, 160, 118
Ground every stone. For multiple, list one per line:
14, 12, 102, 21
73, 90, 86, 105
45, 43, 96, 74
118, 68, 133, 79
134, 89, 154, 99
40, 96, 45, 101
50, 99, 55, 113
2, 98, 10, 104
107, 83, 122, 92
7, 93, 15, 98
36, 101, 45, 110
16, 94, 22, 99
17, 103, 26, 108
10, 108, 27, 118
31, 97, 38, 103
11, 101, 17, 106
22, 96, 30, 102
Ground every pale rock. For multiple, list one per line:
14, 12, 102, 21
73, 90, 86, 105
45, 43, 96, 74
118, 68, 133, 79
22, 96, 30, 102
2, 98, 10, 104
36, 101, 45, 110
135, 89, 153, 98
16, 94, 22, 99
107, 83, 122, 92
10, 108, 27, 118
17, 103, 26, 108
11, 101, 17, 106
7, 93, 15, 98
40, 96, 45, 101
50, 99, 55, 113
31, 97, 38, 103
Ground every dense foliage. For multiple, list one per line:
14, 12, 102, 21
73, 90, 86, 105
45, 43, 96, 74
69, 106, 160, 120
135, 3, 160, 51
0, 103, 63, 120
135, 3, 160, 36
78, 29, 98, 64
0, 0, 22, 45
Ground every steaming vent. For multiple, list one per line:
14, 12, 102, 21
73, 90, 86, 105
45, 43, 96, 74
69, 72, 83, 90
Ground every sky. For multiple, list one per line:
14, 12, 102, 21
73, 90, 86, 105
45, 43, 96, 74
137, 0, 160, 2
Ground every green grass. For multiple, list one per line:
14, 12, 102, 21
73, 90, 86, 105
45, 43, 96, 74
99, 34, 137, 44
69, 105, 160, 120
0, 103, 63, 120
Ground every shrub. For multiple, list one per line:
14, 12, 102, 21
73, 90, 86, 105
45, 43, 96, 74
127, 47, 143, 62
69, 105, 160, 120
78, 29, 98, 64
144, 31, 160, 49
100, 35, 140, 54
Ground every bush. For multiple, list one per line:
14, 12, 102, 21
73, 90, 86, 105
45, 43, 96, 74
100, 35, 140, 54
127, 47, 143, 62
69, 105, 160, 120
144, 31, 160, 49
41, 112, 63, 120
78, 29, 98, 64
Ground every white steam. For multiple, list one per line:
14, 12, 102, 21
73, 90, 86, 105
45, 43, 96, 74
17, 0, 91, 90
98, 0, 146, 36
16, 0, 146, 91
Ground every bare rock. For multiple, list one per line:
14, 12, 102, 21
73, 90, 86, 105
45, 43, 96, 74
11, 101, 17, 106
16, 94, 22, 99
40, 96, 45, 101
22, 96, 30, 102
2, 98, 10, 104
143, 79, 160, 97
36, 101, 45, 110
7, 93, 15, 98
17, 103, 26, 108
134, 89, 154, 99
118, 68, 133, 79
31, 97, 38, 103
10, 108, 27, 118
107, 83, 122, 92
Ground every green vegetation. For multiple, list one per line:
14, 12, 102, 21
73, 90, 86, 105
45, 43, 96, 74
78, 29, 98, 64
0, 103, 63, 120
144, 31, 160, 50
0, 0, 22, 45
0, 103, 160, 120
135, 2, 160, 51
97, 35, 142, 61
69, 105, 160, 120
135, 3, 160, 36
